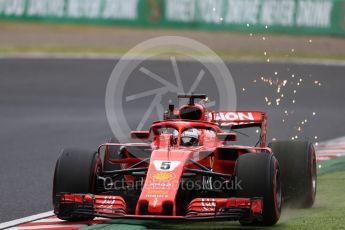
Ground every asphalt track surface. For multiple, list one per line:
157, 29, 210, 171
0, 58, 344, 222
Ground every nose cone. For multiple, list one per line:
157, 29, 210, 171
136, 149, 193, 215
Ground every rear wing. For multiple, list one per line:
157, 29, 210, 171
209, 111, 266, 126
208, 111, 267, 147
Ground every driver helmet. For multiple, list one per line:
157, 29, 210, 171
182, 128, 199, 138
181, 128, 199, 146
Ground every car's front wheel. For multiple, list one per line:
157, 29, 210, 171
53, 148, 101, 221
235, 152, 281, 226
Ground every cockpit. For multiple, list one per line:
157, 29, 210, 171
152, 124, 217, 147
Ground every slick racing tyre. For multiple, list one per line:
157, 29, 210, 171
235, 152, 281, 226
53, 148, 101, 221
269, 141, 316, 208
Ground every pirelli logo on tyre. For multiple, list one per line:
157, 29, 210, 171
151, 171, 175, 181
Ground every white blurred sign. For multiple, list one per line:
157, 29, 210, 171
165, 0, 334, 28
0, 0, 139, 20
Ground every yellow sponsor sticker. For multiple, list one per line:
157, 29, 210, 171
147, 189, 168, 195
151, 171, 174, 181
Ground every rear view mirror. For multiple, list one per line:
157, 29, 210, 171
217, 133, 237, 142
130, 131, 150, 140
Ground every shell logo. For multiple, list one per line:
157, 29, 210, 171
151, 171, 174, 181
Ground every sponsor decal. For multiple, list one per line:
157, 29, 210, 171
153, 160, 181, 171
261, 0, 295, 26
209, 111, 265, 126
201, 198, 216, 211
97, 196, 116, 209
145, 181, 173, 199
0, 0, 139, 19
149, 182, 172, 187
295, 0, 333, 28
166, 0, 195, 22
147, 189, 168, 195
151, 171, 175, 181
225, 0, 260, 24
212, 112, 255, 121
146, 194, 168, 198
166, 0, 334, 29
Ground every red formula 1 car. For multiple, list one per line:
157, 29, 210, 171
53, 94, 316, 226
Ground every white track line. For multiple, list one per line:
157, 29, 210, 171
30, 217, 63, 223
0, 211, 53, 229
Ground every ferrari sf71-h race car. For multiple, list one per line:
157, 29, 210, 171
53, 94, 316, 226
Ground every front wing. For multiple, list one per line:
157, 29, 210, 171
55, 194, 263, 222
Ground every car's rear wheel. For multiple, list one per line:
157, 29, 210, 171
53, 148, 101, 221
235, 152, 281, 226
269, 141, 316, 208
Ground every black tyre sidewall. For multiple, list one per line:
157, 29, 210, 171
53, 148, 101, 220
269, 141, 316, 208
303, 143, 317, 207
235, 153, 281, 226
